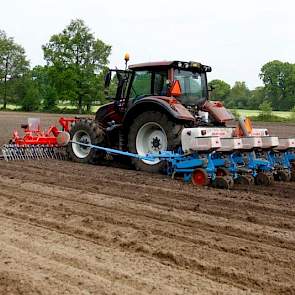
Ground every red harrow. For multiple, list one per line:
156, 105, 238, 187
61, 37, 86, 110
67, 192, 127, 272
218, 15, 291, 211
1, 117, 75, 161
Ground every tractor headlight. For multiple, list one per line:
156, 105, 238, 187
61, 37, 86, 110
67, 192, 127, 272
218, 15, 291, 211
177, 62, 183, 68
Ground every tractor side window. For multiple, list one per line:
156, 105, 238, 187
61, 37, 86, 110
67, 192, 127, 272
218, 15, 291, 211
130, 71, 152, 98
154, 71, 168, 96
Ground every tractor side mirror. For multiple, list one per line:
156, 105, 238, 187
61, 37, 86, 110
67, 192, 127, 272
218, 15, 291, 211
104, 70, 112, 89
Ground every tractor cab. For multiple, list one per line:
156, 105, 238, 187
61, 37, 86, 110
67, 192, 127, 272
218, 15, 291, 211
99, 60, 214, 126
128, 61, 211, 107
103, 60, 212, 109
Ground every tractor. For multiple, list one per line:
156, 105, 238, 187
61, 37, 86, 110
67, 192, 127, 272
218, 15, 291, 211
67, 56, 235, 172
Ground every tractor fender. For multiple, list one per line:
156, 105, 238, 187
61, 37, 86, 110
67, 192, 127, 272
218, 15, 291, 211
123, 96, 194, 128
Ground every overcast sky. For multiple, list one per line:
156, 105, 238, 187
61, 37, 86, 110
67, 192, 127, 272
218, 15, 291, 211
0, 0, 294, 88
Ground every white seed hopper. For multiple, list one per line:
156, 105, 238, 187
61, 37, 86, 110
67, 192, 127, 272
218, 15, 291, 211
260, 136, 279, 149
241, 137, 262, 150
275, 138, 295, 151
218, 138, 243, 152
182, 127, 234, 138
181, 129, 221, 153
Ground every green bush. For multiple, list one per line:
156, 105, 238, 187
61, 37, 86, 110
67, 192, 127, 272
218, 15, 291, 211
42, 86, 58, 111
256, 101, 272, 121
20, 82, 41, 112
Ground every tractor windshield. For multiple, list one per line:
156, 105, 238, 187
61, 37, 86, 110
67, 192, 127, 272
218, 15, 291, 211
174, 69, 208, 106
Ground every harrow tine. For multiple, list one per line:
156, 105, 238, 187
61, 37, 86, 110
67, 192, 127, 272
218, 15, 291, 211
25, 146, 32, 160
46, 146, 51, 159
11, 145, 19, 160
51, 146, 56, 159
56, 147, 62, 160
53, 147, 59, 159
1, 143, 67, 161
6, 145, 13, 160
27, 146, 35, 159
36, 146, 42, 159
54, 147, 60, 160
1, 145, 8, 161
47, 146, 54, 159
53, 147, 59, 160
19, 145, 25, 160
24, 146, 32, 160
35, 146, 42, 160
42, 146, 47, 159
41, 146, 46, 158
33, 146, 39, 159
8, 145, 15, 160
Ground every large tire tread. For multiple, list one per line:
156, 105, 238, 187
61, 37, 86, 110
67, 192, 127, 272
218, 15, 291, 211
128, 111, 183, 173
67, 119, 105, 164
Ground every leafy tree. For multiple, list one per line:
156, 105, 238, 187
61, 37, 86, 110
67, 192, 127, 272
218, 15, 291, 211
20, 77, 40, 111
208, 79, 230, 102
259, 100, 272, 117
248, 86, 265, 110
42, 19, 111, 113
32, 65, 58, 111
0, 30, 29, 109
260, 60, 295, 111
227, 81, 250, 109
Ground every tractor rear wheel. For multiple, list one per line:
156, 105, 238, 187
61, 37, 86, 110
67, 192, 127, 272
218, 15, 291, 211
67, 119, 105, 164
128, 111, 183, 173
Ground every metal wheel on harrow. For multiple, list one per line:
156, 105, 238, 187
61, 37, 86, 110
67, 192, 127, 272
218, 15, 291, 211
275, 170, 291, 182
235, 174, 254, 186
212, 176, 234, 189
255, 172, 274, 186
216, 167, 230, 177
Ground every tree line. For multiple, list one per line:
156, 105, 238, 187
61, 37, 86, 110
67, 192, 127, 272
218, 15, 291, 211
0, 19, 111, 113
208, 60, 295, 112
1, 19, 295, 113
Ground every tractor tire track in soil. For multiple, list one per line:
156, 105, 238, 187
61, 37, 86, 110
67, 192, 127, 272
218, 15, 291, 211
0, 112, 295, 294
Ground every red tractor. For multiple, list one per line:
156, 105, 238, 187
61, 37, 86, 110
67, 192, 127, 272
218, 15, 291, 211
67, 57, 234, 172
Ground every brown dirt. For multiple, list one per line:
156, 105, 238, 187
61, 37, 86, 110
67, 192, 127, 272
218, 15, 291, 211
0, 111, 295, 294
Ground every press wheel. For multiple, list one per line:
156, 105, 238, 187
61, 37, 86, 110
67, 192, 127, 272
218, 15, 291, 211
236, 175, 253, 185
275, 170, 291, 182
255, 172, 273, 186
213, 176, 234, 189
216, 167, 230, 177
191, 168, 209, 186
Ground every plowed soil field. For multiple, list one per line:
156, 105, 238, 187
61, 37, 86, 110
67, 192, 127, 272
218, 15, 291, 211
0, 111, 295, 295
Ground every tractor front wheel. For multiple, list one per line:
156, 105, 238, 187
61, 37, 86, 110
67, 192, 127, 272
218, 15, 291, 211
128, 111, 183, 173
67, 119, 105, 164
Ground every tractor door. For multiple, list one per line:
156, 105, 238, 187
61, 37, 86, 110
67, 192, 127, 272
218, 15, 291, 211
128, 70, 168, 101
114, 70, 132, 113
95, 69, 132, 125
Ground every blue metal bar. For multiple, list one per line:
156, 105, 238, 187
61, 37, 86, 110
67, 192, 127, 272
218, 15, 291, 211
71, 141, 192, 161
